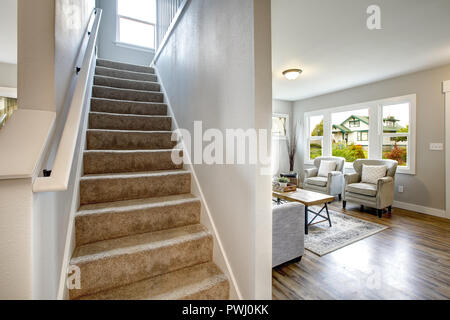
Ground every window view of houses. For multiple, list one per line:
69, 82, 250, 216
0, 97, 17, 129
309, 103, 409, 166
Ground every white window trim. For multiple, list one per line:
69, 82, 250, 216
272, 113, 290, 140
304, 94, 416, 175
116, 0, 156, 50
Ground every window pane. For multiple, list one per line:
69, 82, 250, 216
119, 18, 155, 49
383, 136, 408, 167
272, 116, 287, 136
309, 116, 323, 137
310, 138, 322, 160
383, 103, 409, 133
331, 109, 369, 162
118, 0, 156, 23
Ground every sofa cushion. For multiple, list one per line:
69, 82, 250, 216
346, 183, 377, 197
306, 177, 328, 187
318, 160, 337, 177
361, 165, 387, 184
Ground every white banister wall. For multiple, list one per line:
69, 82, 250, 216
154, 0, 273, 299
32, 4, 100, 300
0, 0, 97, 299
33, 7, 100, 193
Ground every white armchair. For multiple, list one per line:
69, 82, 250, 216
343, 159, 398, 218
303, 156, 346, 199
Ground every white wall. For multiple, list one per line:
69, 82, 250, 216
0, 178, 33, 299
272, 99, 293, 176
155, 0, 273, 299
18, 0, 55, 111
95, 0, 155, 65
32, 0, 95, 300
293, 64, 450, 212
0, 0, 17, 65
0, 0, 95, 300
0, 63, 17, 88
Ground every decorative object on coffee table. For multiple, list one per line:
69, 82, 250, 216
281, 172, 299, 187
273, 188, 335, 235
277, 177, 290, 188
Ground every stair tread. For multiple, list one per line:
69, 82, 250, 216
96, 65, 156, 77
87, 128, 173, 134
97, 59, 155, 73
93, 85, 161, 95
77, 262, 227, 300
91, 97, 166, 106
78, 194, 199, 216
81, 169, 189, 180
90, 111, 170, 119
84, 149, 181, 154
71, 224, 209, 264
94, 74, 159, 85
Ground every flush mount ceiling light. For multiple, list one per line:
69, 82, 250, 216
283, 68, 303, 80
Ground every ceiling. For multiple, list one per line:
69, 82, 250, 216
272, 0, 450, 101
0, 0, 17, 64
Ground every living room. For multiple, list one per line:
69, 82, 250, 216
271, 0, 450, 300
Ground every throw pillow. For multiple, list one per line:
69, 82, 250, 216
361, 165, 387, 184
318, 160, 337, 177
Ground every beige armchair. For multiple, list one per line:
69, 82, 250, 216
343, 159, 398, 218
303, 156, 346, 200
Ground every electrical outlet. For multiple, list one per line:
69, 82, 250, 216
430, 143, 444, 151
398, 185, 404, 193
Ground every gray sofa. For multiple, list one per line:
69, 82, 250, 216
343, 159, 398, 218
273, 202, 305, 267
303, 156, 346, 199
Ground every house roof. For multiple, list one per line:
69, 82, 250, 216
332, 124, 350, 133
384, 116, 400, 122
341, 115, 369, 125
334, 115, 403, 134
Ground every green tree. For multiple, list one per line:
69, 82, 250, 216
311, 120, 324, 136
393, 125, 409, 142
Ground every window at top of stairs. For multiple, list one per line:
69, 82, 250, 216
117, 0, 156, 50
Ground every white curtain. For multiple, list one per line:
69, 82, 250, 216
272, 138, 290, 177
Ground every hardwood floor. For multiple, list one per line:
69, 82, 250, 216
272, 202, 450, 300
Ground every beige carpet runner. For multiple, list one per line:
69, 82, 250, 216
69, 59, 229, 300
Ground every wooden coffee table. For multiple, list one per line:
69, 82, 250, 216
273, 188, 335, 234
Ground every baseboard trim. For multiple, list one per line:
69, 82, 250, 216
393, 201, 447, 219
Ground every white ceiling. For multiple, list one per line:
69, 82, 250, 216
272, 0, 450, 101
0, 0, 17, 64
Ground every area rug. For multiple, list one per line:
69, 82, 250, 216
304, 209, 388, 256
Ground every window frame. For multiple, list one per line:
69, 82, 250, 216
306, 114, 324, 161
115, 0, 156, 52
349, 120, 360, 128
304, 94, 416, 175
272, 113, 290, 140
357, 131, 369, 142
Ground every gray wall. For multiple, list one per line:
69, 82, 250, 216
293, 63, 450, 210
96, 0, 155, 65
155, 0, 273, 299
0, 63, 17, 88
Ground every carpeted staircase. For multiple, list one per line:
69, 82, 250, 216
68, 59, 229, 300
